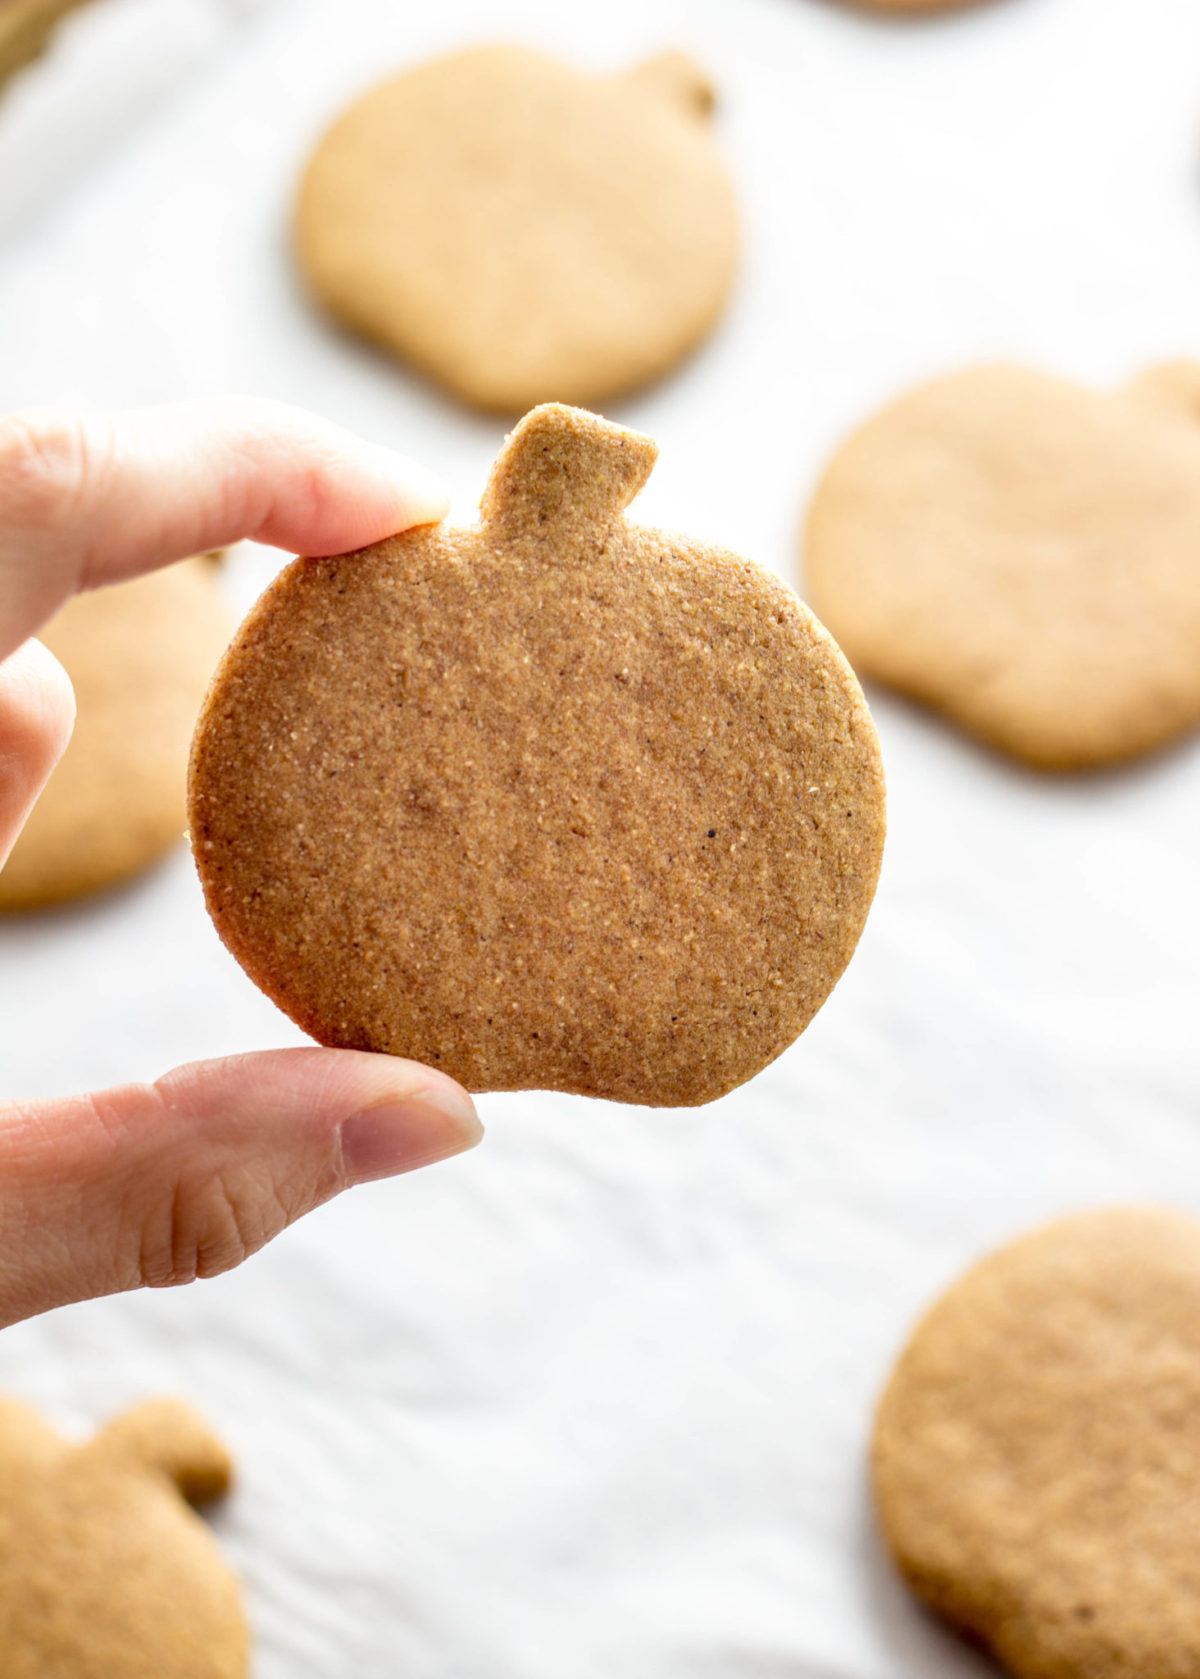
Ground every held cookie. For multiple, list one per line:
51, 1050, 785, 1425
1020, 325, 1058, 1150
189, 404, 885, 1106
294, 46, 738, 412
804, 362, 1200, 768
0, 557, 232, 910
873, 1207, 1200, 1679
0, 1395, 248, 1678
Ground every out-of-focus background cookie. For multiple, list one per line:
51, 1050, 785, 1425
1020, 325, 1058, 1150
293, 45, 738, 411
0, 557, 231, 911
0, 0, 89, 92
1, 2, 1200, 1678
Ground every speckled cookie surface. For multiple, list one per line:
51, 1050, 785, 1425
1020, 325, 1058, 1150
190, 404, 884, 1106
804, 362, 1200, 768
0, 1396, 248, 1678
294, 45, 738, 413
873, 1207, 1200, 1679
0, 556, 232, 911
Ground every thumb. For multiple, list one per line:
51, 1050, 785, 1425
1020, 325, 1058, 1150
0, 1048, 482, 1329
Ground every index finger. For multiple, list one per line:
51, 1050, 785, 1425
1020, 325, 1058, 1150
0, 397, 449, 657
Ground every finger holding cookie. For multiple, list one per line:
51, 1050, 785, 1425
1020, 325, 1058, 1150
0, 400, 481, 1329
0, 398, 448, 656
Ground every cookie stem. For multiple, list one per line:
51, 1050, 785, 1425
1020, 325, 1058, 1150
479, 403, 657, 542
87, 1399, 233, 1507
620, 51, 716, 120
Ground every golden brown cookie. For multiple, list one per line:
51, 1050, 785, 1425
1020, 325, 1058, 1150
0, 1394, 248, 1678
294, 45, 738, 413
0, 556, 232, 911
0, 0, 89, 94
873, 1207, 1200, 1679
189, 404, 885, 1106
804, 362, 1200, 769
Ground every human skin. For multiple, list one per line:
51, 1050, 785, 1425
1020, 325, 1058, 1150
0, 399, 483, 1329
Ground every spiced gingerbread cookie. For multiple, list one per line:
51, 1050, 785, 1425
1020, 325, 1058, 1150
294, 46, 738, 412
804, 362, 1200, 768
0, 1395, 248, 1677
190, 404, 885, 1106
873, 1206, 1200, 1679
0, 556, 232, 910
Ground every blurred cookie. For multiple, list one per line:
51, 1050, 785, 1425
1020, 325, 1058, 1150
0, 1394, 247, 1678
844, 0, 983, 13
190, 404, 884, 1106
0, 0, 89, 93
874, 1207, 1200, 1679
804, 362, 1200, 768
294, 46, 738, 412
0, 557, 231, 910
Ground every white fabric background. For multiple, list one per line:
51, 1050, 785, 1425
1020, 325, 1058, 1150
1, 0, 1200, 1673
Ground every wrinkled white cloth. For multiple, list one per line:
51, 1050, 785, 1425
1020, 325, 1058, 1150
1, 0, 1200, 1674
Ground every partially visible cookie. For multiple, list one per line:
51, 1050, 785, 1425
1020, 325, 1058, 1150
873, 1207, 1200, 1679
294, 45, 738, 413
189, 403, 885, 1106
803, 362, 1200, 768
842, 0, 985, 14
0, 557, 232, 910
0, 1394, 248, 1677
0, 0, 90, 94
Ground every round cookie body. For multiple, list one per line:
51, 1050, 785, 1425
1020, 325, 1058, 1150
0, 558, 232, 910
873, 1207, 1200, 1679
190, 406, 884, 1106
804, 363, 1200, 769
0, 1397, 247, 1679
294, 45, 738, 413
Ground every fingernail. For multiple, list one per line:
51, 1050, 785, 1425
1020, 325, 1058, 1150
371, 447, 450, 527
340, 1084, 482, 1185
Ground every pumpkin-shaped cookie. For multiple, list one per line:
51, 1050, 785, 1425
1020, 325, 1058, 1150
190, 404, 885, 1106
874, 1207, 1200, 1679
0, 556, 232, 910
294, 45, 738, 412
804, 363, 1200, 768
0, 1396, 248, 1678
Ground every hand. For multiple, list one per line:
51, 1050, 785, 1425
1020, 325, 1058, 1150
0, 399, 483, 1330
